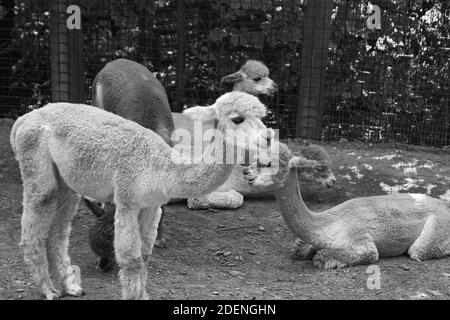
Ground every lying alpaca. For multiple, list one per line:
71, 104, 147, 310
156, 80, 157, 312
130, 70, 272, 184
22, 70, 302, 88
11, 92, 273, 300
84, 143, 336, 271
188, 141, 336, 209
244, 142, 450, 268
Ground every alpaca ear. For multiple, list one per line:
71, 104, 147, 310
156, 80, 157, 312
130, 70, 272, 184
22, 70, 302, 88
221, 71, 243, 84
84, 198, 106, 218
183, 105, 218, 122
288, 156, 318, 171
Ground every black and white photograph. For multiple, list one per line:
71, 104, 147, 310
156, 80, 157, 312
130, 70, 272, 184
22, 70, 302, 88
0, 0, 449, 305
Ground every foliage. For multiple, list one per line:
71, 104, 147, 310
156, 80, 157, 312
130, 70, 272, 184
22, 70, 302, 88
324, 0, 450, 146
0, 0, 51, 118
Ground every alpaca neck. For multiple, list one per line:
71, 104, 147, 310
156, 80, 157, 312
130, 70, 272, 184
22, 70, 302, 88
166, 138, 235, 198
274, 170, 326, 246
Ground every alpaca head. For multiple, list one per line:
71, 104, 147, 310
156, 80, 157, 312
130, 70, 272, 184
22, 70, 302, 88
221, 60, 277, 96
244, 142, 336, 188
293, 142, 337, 188
183, 91, 274, 162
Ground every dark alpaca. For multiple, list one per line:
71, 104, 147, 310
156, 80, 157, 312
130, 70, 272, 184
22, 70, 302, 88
84, 200, 116, 271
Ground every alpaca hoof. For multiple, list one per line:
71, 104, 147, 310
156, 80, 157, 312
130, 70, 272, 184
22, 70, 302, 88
407, 246, 425, 261
65, 285, 85, 297
187, 198, 209, 210
408, 252, 424, 262
313, 252, 347, 269
44, 288, 62, 300
100, 257, 116, 272
290, 240, 315, 260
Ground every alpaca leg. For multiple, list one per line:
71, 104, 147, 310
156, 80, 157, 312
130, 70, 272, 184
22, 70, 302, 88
21, 192, 61, 300
139, 206, 162, 265
408, 216, 450, 261
187, 190, 244, 210
47, 184, 84, 297
313, 242, 379, 269
291, 238, 317, 260
18, 138, 63, 300
115, 206, 147, 300
154, 205, 166, 248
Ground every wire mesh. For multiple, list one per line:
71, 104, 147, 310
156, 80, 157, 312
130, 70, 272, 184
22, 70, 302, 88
324, 0, 450, 147
0, 0, 51, 118
0, 0, 449, 146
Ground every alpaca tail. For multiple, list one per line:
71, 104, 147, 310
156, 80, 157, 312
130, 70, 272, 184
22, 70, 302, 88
10, 113, 30, 156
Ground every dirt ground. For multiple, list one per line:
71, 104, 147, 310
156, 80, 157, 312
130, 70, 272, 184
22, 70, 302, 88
1, 118, 450, 300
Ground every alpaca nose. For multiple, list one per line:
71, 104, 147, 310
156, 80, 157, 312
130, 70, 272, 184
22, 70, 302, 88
243, 167, 251, 175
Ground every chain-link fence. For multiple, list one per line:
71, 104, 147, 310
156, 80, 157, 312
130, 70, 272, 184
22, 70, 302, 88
0, 0, 51, 118
0, 0, 449, 146
324, 0, 450, 146
80, 0, 307, 138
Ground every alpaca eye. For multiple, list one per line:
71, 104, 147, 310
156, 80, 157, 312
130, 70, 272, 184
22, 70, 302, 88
253, 77, 262, 82
232, 117, 245, 124
315, 166, 325, 172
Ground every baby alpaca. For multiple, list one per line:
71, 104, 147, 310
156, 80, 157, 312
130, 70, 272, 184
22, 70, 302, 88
244, 142, 450, 268
11, 92, 273, 300
221, 60, 277, 96
84, 199, 116, 272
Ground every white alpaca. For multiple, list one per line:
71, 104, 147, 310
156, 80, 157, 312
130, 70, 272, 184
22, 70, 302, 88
244, 142, 450, 268
10, 92, 273, 300
174, 60, 280, 209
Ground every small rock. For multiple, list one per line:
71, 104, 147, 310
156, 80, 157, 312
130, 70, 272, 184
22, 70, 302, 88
223, 251, 232, 257
239, 217, 245, 221
255, 261, 261, 265
216, 251, 225, 256
399, 264, 411, 271
259, 226, 266, 231
427, 290, 443, 297
16, 288, 25, 293
248, 250, 256, 255
180, 271, 188, 275
212, 291, 219, 295
410, 292, 429, 300
217, 224, 226, 229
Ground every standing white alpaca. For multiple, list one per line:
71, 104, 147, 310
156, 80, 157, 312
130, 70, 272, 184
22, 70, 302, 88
244, 142, 450, 268
10, 92, 273, 300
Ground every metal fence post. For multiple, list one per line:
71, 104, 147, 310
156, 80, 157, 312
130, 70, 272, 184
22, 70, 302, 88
50, 0, 85, 103
296, 0, 333, 139
175, 0, 186, 112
